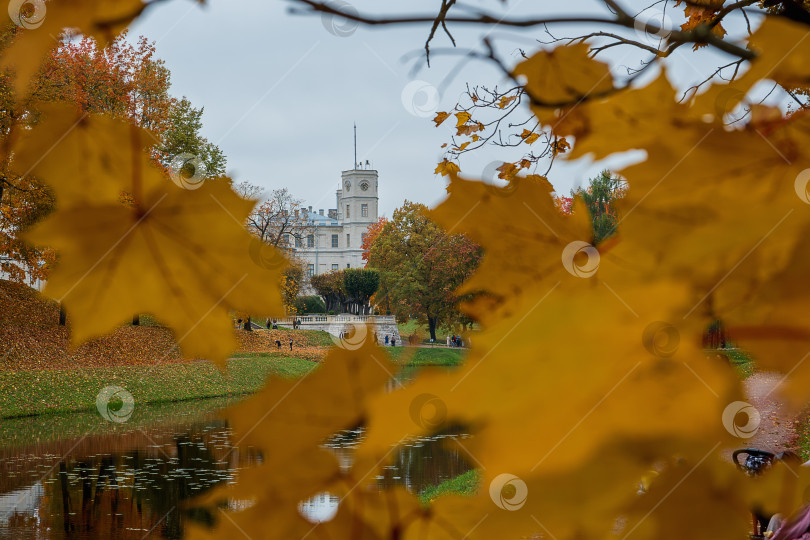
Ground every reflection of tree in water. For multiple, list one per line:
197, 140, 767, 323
42, 421, 255, 539
380, 431, 473, 495
326, 425, 474, 496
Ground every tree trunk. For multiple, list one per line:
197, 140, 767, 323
428, 316, 438, 342
59, 461, 72, 533
59, 303, 67, 326
132, 314, 140, 326
243, 317, 252, 331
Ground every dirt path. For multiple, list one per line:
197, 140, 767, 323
743, 372, 798, 454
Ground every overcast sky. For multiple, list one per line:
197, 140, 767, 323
128, 0, 763, 217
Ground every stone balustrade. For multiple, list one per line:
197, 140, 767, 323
271, 315, 402, 346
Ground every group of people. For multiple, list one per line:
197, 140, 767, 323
274, 338, 294, 351
370, 331, 398, 347
265, 319, 302, 329
446, 335, 464, 348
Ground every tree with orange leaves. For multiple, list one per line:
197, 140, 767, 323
1, 29, 225, 285
32, 32, 173, 132
361, 216, 387, 264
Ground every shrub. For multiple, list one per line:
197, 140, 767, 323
294, 295, 326, 314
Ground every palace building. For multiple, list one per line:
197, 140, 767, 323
291, 163, 379, 278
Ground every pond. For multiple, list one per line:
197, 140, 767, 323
0, 374, 472, 539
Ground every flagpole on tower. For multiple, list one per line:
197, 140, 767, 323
353, 122, 357, 169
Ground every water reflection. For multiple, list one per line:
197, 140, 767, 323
0, 400, 259, 540
1, 367, 472, 537
300, 427, 474, 522
298, 492, 340, 523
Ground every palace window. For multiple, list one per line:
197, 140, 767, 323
307, 234, 315, 248
331, 234, 338, 248
283, 234, 290, 246
361, 203, 368, 217
361, 232, 367, 245
307, 264, 314, 277
295, 236, 302, 248
332, 264, 338, 271
346, 204, 350, 219
346, 233, 350, 247
346, 263, 350, 268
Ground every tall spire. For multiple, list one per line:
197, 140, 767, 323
353, 122, 357, 170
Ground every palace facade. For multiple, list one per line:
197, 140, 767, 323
291, 165, 379, 278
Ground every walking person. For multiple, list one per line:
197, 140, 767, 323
275, 339, 282, 350
446, 335, 451, 347
385, 335, 389, 345
289, 338, 293, 351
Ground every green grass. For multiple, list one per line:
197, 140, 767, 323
263, 326, 336, 347
0, 395, 242, 451
419, 469, 480, 504
396, 319, 462, 339
797, 414, 810, 461
0, 357, 317, 419
722, 349, 756, 379
386, 348, 466, 366
397, 319, 425, 337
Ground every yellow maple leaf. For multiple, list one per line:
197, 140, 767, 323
495, 162, 519, 180
188, 342, 394, 539
520, 129, 540, 144
690, 18, 810, 121
19, 109, 286, 363
434, 159, 460, 176
498, 95, 517, 109
433, 111, 450, 126
1, 0, 147, 97
12, 105, 160, 206
548, 70, 689, 161
512, 43, 613, 108
454, 111, 471, 127
553, 137, 571, 155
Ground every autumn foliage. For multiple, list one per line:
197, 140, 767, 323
3, 3, 810, 540
361, 216, 386, 263
366, 201, 480, 340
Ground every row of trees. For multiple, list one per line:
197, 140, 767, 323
310, 268, 380, 315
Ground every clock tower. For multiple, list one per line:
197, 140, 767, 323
333, 164, 379, 266
337, 165, 378, 224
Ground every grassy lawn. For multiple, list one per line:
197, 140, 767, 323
387, 348, 466, 366
796, 414, 810, 461
270, 326, 336, 347
397, 319, 464, 340
721, 349, 755, 379
0, 395, 242, 450
0, 357, 317, 419
419, 469, 480, 505
0, 347, 463, 420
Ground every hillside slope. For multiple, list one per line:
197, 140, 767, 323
0, 280, 331, 369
